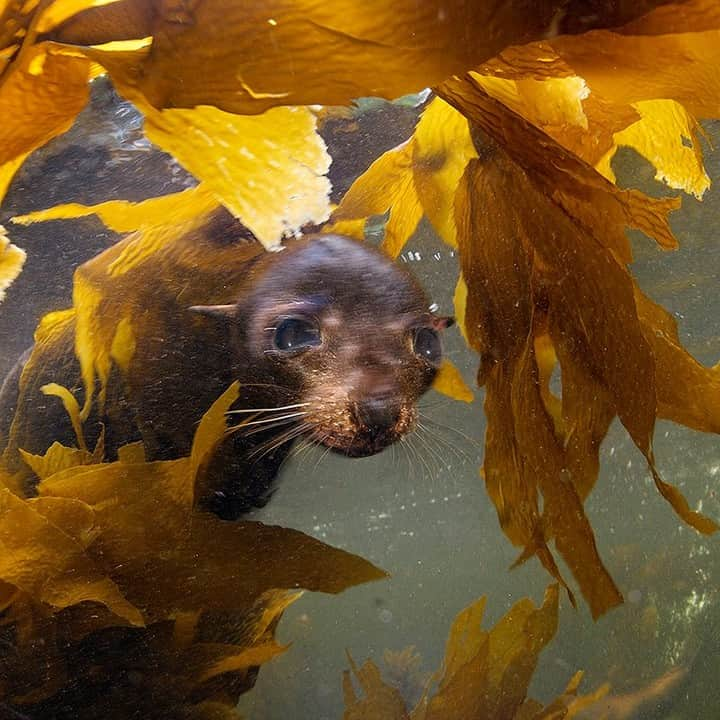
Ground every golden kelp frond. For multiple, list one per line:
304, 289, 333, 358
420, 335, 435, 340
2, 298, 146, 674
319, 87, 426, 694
0, 488, 143, 624
12, 184, 220, 234
595, 99, 710, 199
438, 76, 681, 256
45, 0, 668, 115
0, 383, 386, 716
432, 360, 474, 404
330, 97, 477, 255
0, 43, 91, 202
437, 81, 718, 615
344, 586, 601, 719
474, 3, 719, 194
135, 104, 332, 249
0, 225, 25, 302
0, 0, 682, 231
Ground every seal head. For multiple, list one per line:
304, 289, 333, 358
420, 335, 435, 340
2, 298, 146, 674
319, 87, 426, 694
195, 234, 452, 460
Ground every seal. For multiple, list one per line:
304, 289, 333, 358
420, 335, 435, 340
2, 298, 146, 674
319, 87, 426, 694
0, 212, 452, 519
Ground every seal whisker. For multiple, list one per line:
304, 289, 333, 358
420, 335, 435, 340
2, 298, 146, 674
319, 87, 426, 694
408, 434, 433, 482
226, 411, 308, 435
417, 418, 476, 471
414, 423, 446, 476
241, 416, 309, 438
418, 413, 478, 448
248, 422, 312, 461
237, 411, 308, 427
412, 426, 444, 479
226, 402, 309, 415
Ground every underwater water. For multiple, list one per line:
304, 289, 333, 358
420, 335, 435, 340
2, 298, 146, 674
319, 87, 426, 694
1, 80, 719, 720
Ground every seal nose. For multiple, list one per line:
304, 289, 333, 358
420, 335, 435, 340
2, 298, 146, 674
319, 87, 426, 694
355, 396, 401, 435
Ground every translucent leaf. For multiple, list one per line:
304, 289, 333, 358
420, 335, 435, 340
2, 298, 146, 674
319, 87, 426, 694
12, 185, 220, 235
331, 140, 421, 258
343, 654, 410, 720
412, 98, 478, 247
0, 488, 143, 625
0, 226, 25, 302
596, 99, 710, 199
191, 381, 240, 499
63, 0, 628, 114
187, 641, 287, 685
0, 43, 90, 203
432, 360, 474, 404
20, 441, 96, 481
331, 98, 477, 256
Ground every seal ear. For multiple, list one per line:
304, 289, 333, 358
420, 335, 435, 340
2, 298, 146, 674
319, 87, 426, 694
432, 316, 455, 331
189, 304, 236, 319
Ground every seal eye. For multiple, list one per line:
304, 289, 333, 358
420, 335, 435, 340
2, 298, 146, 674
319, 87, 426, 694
273, 317, 321, 352
412, 327, 441, 365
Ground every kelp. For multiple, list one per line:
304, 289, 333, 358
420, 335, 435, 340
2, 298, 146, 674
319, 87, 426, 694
0, 0, 686, 249
0, 382, 386, 717
343, 585, 609, 719
0, 0, 719, 715
0, 225, 24, 302
330, 3, 720, 616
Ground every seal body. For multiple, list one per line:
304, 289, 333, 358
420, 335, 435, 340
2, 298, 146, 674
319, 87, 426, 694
0, 215, 450, 518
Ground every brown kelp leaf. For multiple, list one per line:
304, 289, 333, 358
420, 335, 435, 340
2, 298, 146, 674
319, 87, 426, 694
431, 360, 474, 404
39, 465, 389, 618
439, 595, 488, 688
416, 586, 560, 719
19, 441, 97, 481
437, 74, 681, 256
0, 225, 25, 302
64, 0, 682, 113
343, 654, 410, 720
26, 496, 95, 547
185, 641, 287, 685
346, 587, 605, 719
455, 155, 625, 617
67, 1, 582, 114
36, 383, 387, 619
619, 0, 720, 34
190, 381, 240, 493
550, 28, 720, 121
0, 488, 143, 624
42, 0, 154, 44
635, 289, 720, 435
0, 43, 90, 202
35, 0, 130, 34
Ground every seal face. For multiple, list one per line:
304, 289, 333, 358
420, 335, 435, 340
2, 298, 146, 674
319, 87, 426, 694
224, 235, 450, 460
